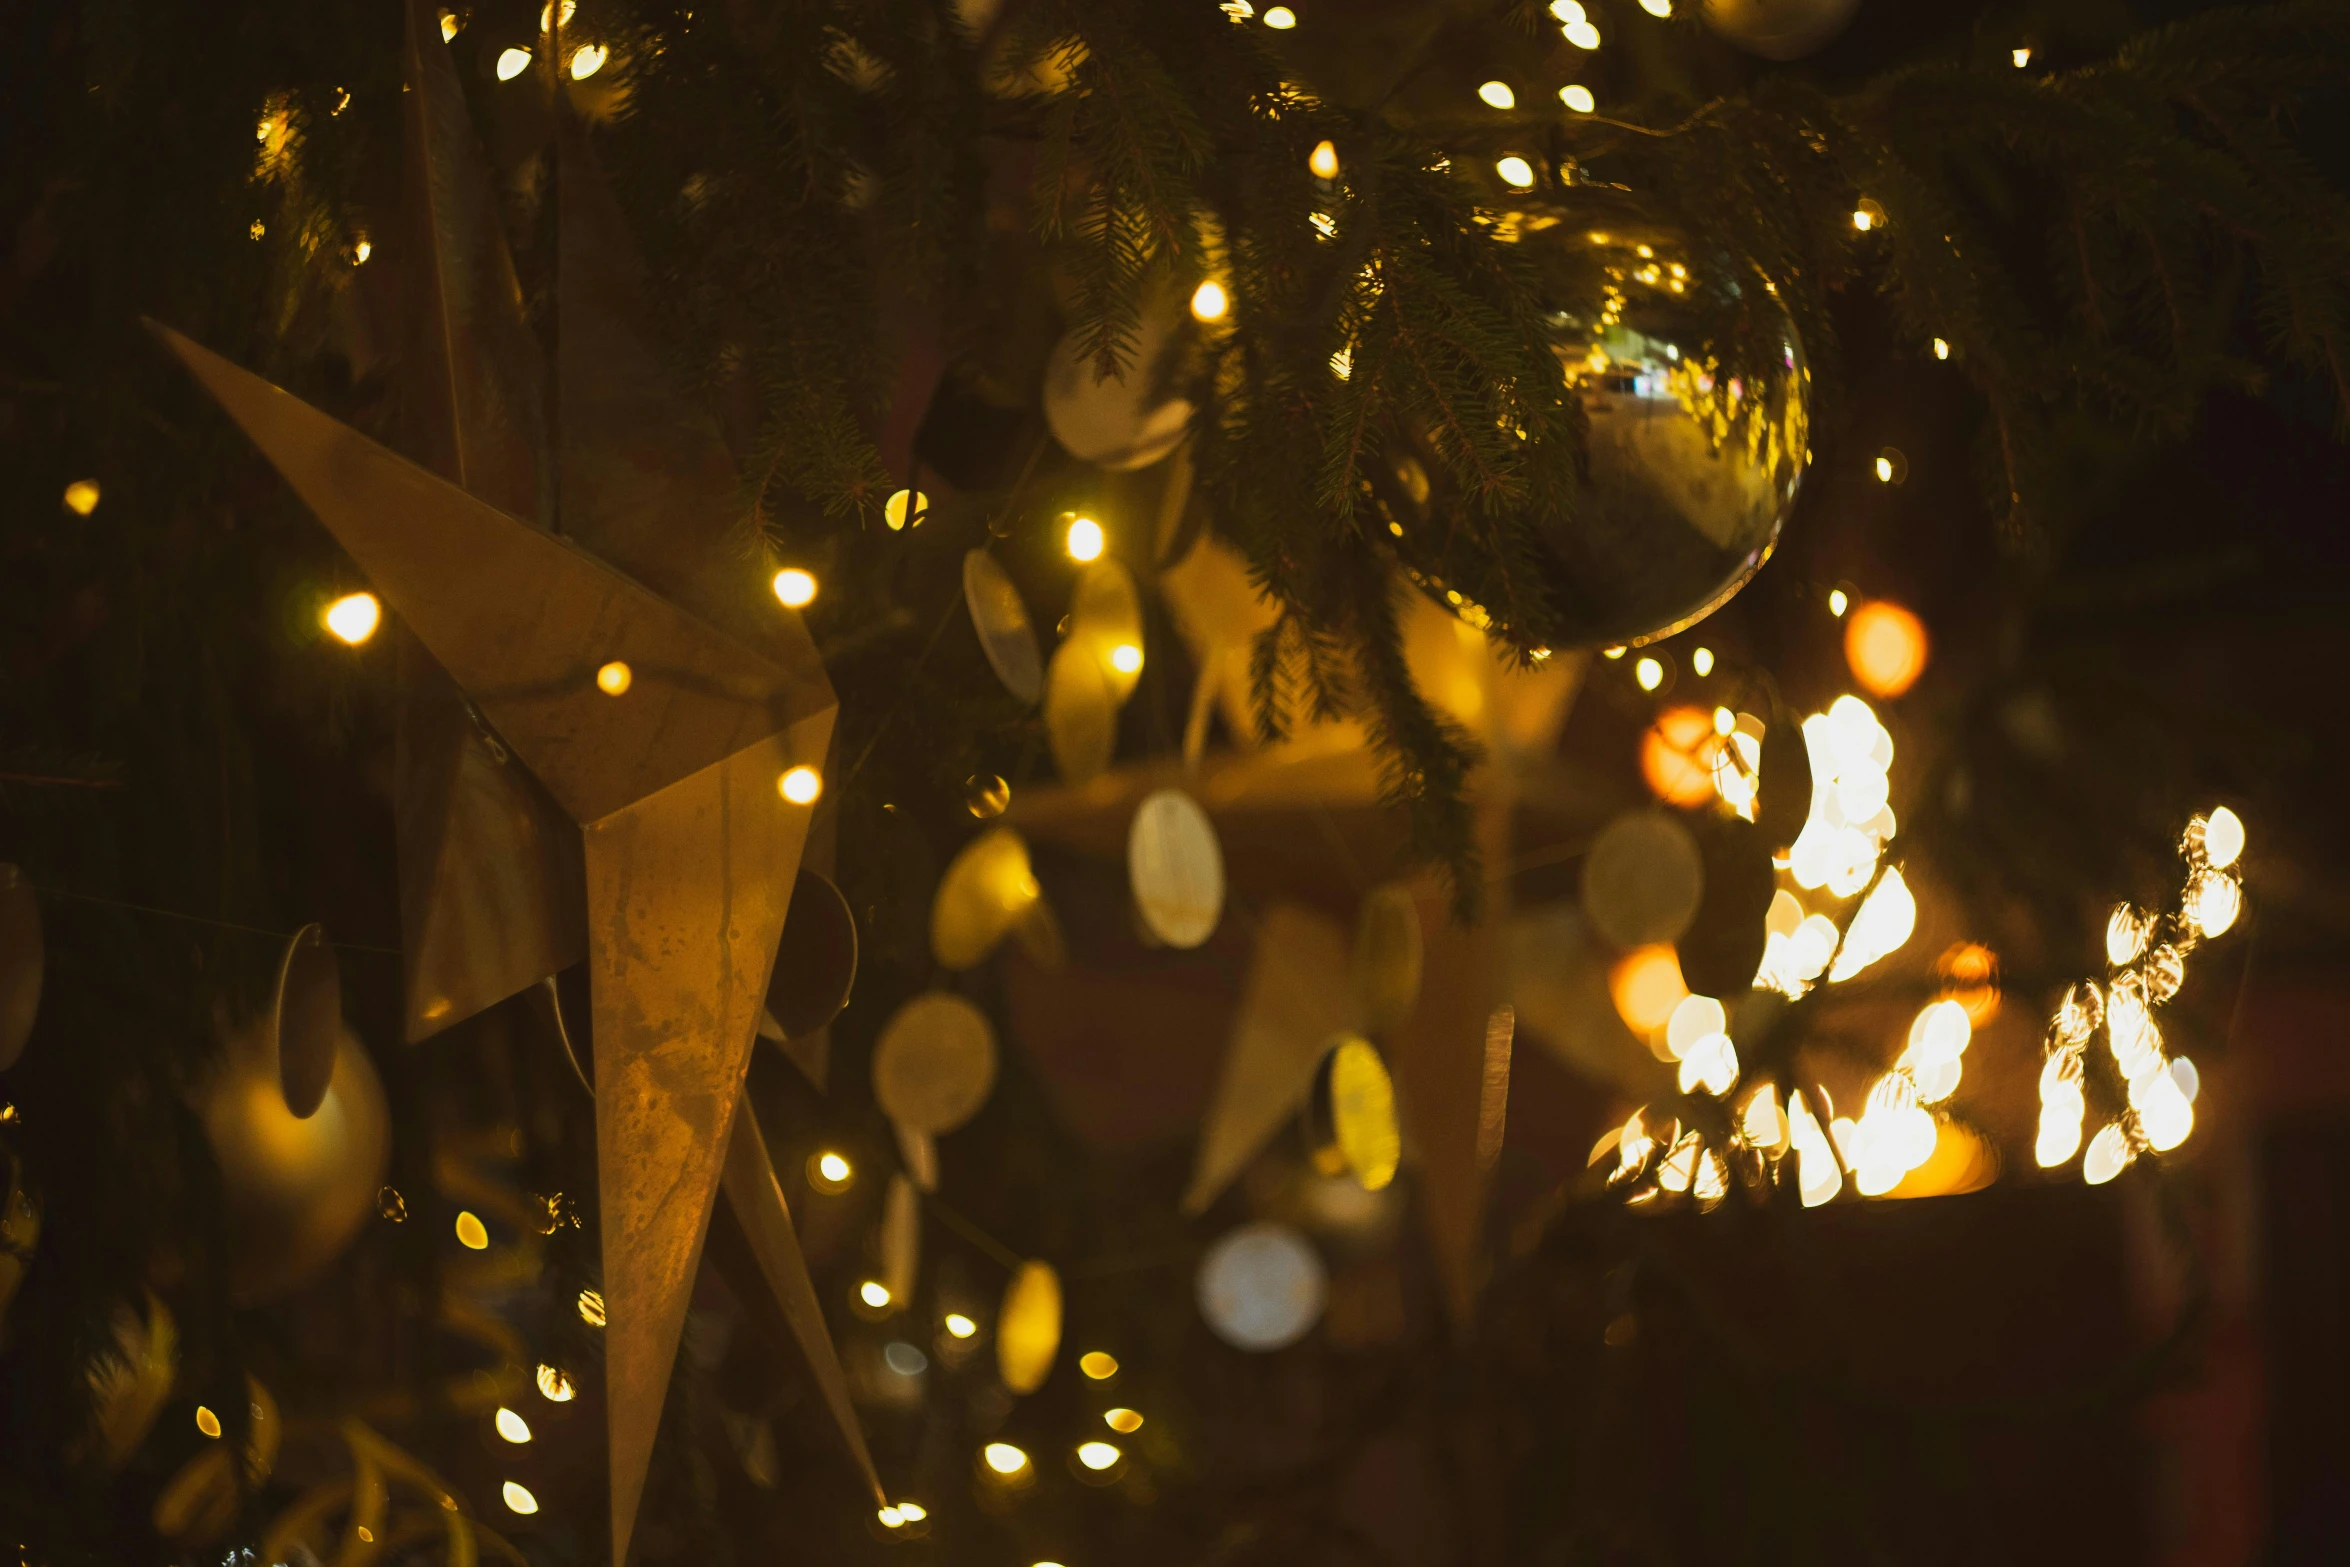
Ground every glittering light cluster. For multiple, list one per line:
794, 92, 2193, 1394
1789, 696, 1897, 897
2035, 808, 2244, 1182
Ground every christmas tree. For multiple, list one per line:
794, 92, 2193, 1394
2, 0, 2345, 1562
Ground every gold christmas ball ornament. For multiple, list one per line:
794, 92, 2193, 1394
1127, 789, 1225, 949
0, 863, 43, 1072
1700, 0, 1861, 60
965, 773, 1012, 820
996, 1259, 1063, 1394
872, 992, 999, 1136
1398, 194, 1808, 650
201, 1019, 390, 1305
962, 549, 1044, 706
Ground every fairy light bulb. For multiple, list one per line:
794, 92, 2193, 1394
1563, 19, 1601, 48
983, 1442, 1031, 1475
1691, 647, 1714, 676
1190, 280, 1230, 321
1827, 589, 1850, 617
323, 592, 382, 645
1495, 156, 1535, 189
944, 1313, 978, 1339
1477, 81, 1515, 109
1639, 0, 1671, 12
536, 1365, 576, 1402
569, 42, 608, 78
1308, 139, 1339, 178
2082, 1123, 2132, 1185
502, 1481, 539, 1515
1108, 643, 1143, 675
772, 567, 817, 608
809, 1150, 853, 1191
1634, 656, 1663, 691
62, 479, 101, 516
2012, 46, 2032, 67
1560, 84, 1595, 113
577, 1288, 606, 1327
195, 1406, 222, 1438
2105, 904, 2151, 966
779, 766, 823, 805
1262, 5, 1295, 26
495, 1407, 532, 1443
1105, 1408, 1144, 1433
455, 1211, 489, 1249
885, 488, 928, 530
495, 47, 532, 80
1076, 1441, 1121, 1470
1079, 1350, 1119, 1379
1932, 337, 1951, 360
1065, 515, 1105, 561
2201, 806, 2245, 869
2187, 870, 2241, 938
595, 660, 632, 695
859, 1280, 893, 1309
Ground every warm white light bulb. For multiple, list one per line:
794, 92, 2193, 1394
944, 1312, 978, 1339
2202, 806, 2245, 869
860, 1280, 893, 1309
1828, 589, 1850, 617
2012, 46, 2032, 67
1478, 81, 1515, 110
1076, 1441, 1121, 1471
1560, 84, 1595, 113
772, 567, 817, 608
1308, 139, 1339, 179
455, 1211, 489, 1250
1495, 156, 1535, 189
1066, 515, 1105, 561
1691, 647, 1714, 676
536, 1364, 576, 1402
495, 1406, 532, 1443
1262, 5, 1296, 27
595, 660, 633, 695
1634, 656, 1663, 692
1564, 19, 1601, 48
1108, 643, 1143, 675
323, 591, 382, 645
779, 766, 823, 805
495, 47, 532, 81
984, 1442, 1030, 1475
569, 43, 608, 78
1932, 337, 1951, 360
502, 1481, 539, 1515
1191, 279, 1230, 321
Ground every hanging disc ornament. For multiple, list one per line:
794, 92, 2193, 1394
997, 1258, 1063, 1394
1677, 818, 1778, 1000
1350, 884, 1423, 1036
1045, 640, 1118, 785
1325, 1036, 1400, 1191
1753, 690, 1815, 854
1128, 788, 1225, 949
0, 864, 40, 1072
963, 550, 1044, 705
1196, 1222, 1326, 1351
1701, 0, 1861, 60
1580, 809, 1704, 949
872, 992, 998, 1135
765, 871, 858, 1040
1399, 193, 1806, 649
250, 923, 342, 1119
200, 1022, 390, 1304
931, 827, 1043, 970
1042, 294, 1194, 471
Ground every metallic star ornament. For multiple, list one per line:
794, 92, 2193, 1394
154, 6, 873, 1554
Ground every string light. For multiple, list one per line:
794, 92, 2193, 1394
1633, 656, 1664, 692
1065, 515, 1105, 561
1191, 280, 1230, 321
1560, 84, 1595, 113
1691, 647, 1714, 676
595, 660, 633, 695
1827, 588, 1849, 617
577, 1288, 606, 1328
323, 592, 382, 645
1079, 1350, 1119, 1379
195, 1406, 222, 1439
772, 567, 817, 608
1844, 600, 1929, 698
1563, 19, 1601, 48
943, 1313, 978, 1339
1105, 1408, 1144, 1432
2012, 46, 2032, 67
1075, 1441, 1121, 1471
2197, 806, 2246, 869
1933, 337, 1951, 360
779, 766, 823, 805
536, 1365, 576, 1402
1639, 0, 1672, 13
1308, 140, 1339, 179
809, 1151, 853, 1191
983, 1442, 1031, 1475
1852, 200, 1886, 232
1108, 643, 1143, 675
859, 1280, 893, 1309
455, 1211, 489, 1249
569, 43, 608, 78
495, 1407, 531, 1443
1550, 1, 1584, 20
1262, 5, 1295, 27
1495, 156, 1535, 189
502, 1481, 539, 1515
353, 238, 372, 264
1328, 346, 1352, 380
495, 47, 532, 80
1478, 81, 1515, 109
62, 479, 101, 516
439, 9, 460, 41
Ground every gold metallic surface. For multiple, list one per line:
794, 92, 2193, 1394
719, 1103, 883, 1503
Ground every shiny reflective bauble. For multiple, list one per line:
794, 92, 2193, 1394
965, 773, 1012, 820
1700, 0, 1860, 60
1505, 196, 1807, 647
200, 1024, 390, 1304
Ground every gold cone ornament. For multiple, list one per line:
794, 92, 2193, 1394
153, 7, 865, 1553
